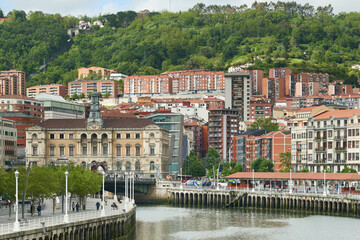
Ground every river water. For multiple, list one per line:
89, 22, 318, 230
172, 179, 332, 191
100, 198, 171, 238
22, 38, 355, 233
130, 205, 360, 240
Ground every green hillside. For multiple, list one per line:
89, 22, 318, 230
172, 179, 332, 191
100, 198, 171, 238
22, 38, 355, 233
1, 2, 360, 88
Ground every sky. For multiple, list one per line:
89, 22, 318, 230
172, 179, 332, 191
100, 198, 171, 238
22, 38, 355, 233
1, 0, 359, 17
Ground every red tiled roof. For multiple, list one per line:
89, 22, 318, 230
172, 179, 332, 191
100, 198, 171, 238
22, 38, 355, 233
224, 172, 360, 181
0, 95, 40, 101
314, 109, 360, 120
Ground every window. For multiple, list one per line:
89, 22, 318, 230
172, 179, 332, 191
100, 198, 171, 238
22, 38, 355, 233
69, 134, 74, 139
69, 146, 74, 156
83, 147, 87, 156
33, 147, 38, 156
116, 145, 121, 156
328, 153, 332, 161
60, 146, 64, 156
103, 146, 108, 155
308, 142, 312, 150
135, 133, 140, 139
328, 130, 332, 137
116, 161, 122, 171
126, 161, 131, 171
150, 146, 155, 156
50, 146, 55, 156
126, 146, 131, 156
126, 133, 131, 139
308, 154, 313, 161
328, 142, 332, 149
150, 161, 155, 170
50, 134, 55, 139
93, 147, 97, 156
308, 131, 313, 138
116, 133, 121, 139
135, 161, 140, 171
60, 134, 64, 139
136, 146, 140, 156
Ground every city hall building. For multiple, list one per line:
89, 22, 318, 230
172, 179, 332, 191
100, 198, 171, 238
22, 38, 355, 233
26, 93, 170, 178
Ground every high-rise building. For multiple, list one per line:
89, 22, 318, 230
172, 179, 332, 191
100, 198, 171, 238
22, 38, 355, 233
262, 77, 286, 104
68, 80, 118, 98
208, 108, 240, 162
225, 72, 251, 121
0, 69, 26, 96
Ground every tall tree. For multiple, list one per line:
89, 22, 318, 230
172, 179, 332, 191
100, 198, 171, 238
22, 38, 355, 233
204, 148, 221, 170
249, 117, 279, 132
251, 158, 274, 172
279, 152, 292, 172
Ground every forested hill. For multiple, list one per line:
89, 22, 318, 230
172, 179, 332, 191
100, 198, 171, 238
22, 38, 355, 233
1, 2, 360, 88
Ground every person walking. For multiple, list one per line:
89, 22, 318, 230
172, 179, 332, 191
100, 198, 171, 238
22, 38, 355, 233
76, 202, 79, 212
37, 205, 42, 216
96, 201, 100, 210
72, 202, 75, 212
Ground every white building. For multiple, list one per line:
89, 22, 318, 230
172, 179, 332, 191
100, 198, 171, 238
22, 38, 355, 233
0, 117, 17, 167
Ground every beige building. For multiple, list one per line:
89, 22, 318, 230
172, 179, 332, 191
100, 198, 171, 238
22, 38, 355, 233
0, 117, 17, 167
26, 93, 171, 178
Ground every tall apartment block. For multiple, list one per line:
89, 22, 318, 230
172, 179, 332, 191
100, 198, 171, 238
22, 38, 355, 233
295, 82, 319, 97
124, 75, 172, 95
208, 108, 240, 162
285, 73, 329, 97
269, 68, 292, 78
0, 69, 26, 96
27, 84, 67, 98
225, 72, 251, 121
78, 66, 117, 79
262, 77, 286, 104
291, 109, 360, 173
245, 70, 264, 95
68, 80, 118, 98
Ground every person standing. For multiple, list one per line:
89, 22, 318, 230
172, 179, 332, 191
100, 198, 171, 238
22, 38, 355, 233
72, 202, 75, 212
37, 205, 42, 216
96, 201, 100, 210
76, 202, 79, 212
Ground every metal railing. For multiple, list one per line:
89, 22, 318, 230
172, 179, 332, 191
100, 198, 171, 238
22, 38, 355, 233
0, 201, 134, 235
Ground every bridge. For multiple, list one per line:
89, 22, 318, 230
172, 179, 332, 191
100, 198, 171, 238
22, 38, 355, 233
104, 176, 156, 195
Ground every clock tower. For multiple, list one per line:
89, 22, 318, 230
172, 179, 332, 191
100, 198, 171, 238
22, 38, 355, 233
87, 92, 104, 129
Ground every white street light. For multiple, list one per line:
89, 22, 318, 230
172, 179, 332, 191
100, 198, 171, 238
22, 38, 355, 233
252, 170, 255, 192
323, 170, 327, 196
289, 170, 292, 194
114, 173, 117, 201
132, 172, 135, 204
13, 170, 20, 232
180, 168, 183, 189
101, 171, 106, 217
125, 172, 128, 202
64, 171, 69, 223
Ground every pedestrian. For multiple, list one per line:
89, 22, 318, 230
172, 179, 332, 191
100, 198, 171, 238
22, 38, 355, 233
37, 205, 42, 216
30, 204, 35, 216
105, 197, 108, 206
100, 201, 104, 210
72, 202, 75, 212
96, 201, 100, 210
76, 202, 79, 212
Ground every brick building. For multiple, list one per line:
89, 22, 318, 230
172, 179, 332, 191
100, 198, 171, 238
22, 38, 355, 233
124, 75, 172, 95
203, 97, 225, 110
78, 67, 117, 80
0, 69, 26, 96
295, 82, 319, 97
232, 130, 291, 172
0, 95, 44, 152
269, 68, 292, 78
249, 99, 272, 120
27, 84, 67, 98
68, 80, 118, 98
262, 77, 286, 104
208, 108, 240, 162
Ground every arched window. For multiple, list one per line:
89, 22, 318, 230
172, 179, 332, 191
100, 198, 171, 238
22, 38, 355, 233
126, 161, 131, 171
135, 161, 140, 171
32, 134, 38, 139
81, 133, 87, 140
150, 133, 155, 138
81, 161, 86, 168
101, 133, 108, 139
116, 161, 122, 171
150, 161, 155, 171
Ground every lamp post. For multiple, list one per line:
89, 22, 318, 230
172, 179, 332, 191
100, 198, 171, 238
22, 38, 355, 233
180, 168, 183, 189
289, 170, 292, 194
64, 171, 69, 223
323, 170, 327, 196
101, 171, 105, 217
252, 170, 255, 192
114, 173, 117, 201
13, 170, 20, 232
132, 172, 135, 203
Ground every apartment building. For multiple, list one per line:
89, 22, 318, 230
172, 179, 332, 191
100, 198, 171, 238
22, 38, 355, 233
328, 84, 353, 96
208, 108, 240, 162
295, 82, 320, 97
27, 84, 67, 98
0, 117, 17, 167
262, 78, 286, 104
0, 69, 26, 96
124, 74, 172, 95
78, 66, 117, 79
68, 80, 118, 98
249, 99, 272, 120
269, 68, 292, 78
225, 72, 251, 121
291, 109, 360, 173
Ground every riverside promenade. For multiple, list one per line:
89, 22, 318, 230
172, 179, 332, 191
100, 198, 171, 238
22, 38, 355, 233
0, 197, 136, 240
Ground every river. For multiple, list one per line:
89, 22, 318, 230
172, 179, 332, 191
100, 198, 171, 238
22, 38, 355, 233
130, 205, 360, 240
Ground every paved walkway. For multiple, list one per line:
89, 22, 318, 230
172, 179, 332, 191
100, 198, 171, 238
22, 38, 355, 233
0, 197, 124, 225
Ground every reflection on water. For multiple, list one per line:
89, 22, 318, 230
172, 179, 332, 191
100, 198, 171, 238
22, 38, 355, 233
132, 206, 360, 240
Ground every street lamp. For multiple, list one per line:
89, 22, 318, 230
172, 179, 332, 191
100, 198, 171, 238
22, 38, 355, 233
180, 168, 183, 189
13, 170, 20, 232
64, 171, 69, 223
125, 172, 128, 202
114, 173, 117, 201
323, 170, 327, 196
101, 171, 106, 217
132, 172, 135, 203
252, 170, 255, 192
289, 170, 292, 194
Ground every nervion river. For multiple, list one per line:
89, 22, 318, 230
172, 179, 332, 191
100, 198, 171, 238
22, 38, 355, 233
129, 206, 360, 240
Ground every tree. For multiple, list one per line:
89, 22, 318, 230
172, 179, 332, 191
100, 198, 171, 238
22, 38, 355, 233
300, 168, 309, 172
0, 9, 4, 18
71, 93, 79, 100
279, 152, 292, 170
251, 158, 274, 172
341, 167, 357, 173
88, 92, 93, 99
249, 117, 279, 132
103, 92, 110, 98
97, 92, 102, 98
64, 95, 70, 100
184, 151, 206, 177
79, 93, 85, 99
322, 168, 333, 173
222, 162, 243, 176
204, 148, 221, 170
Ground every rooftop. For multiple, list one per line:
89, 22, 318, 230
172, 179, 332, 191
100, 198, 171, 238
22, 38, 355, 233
314, 109, 360, 120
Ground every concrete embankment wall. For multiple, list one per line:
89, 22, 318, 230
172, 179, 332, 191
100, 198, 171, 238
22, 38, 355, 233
169, 189, 360, 217
0, 207, 136, 240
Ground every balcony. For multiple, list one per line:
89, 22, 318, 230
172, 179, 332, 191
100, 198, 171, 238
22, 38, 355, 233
334, 160, 346, 164
315, 147, 326, 152
335, 147, 346, 152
